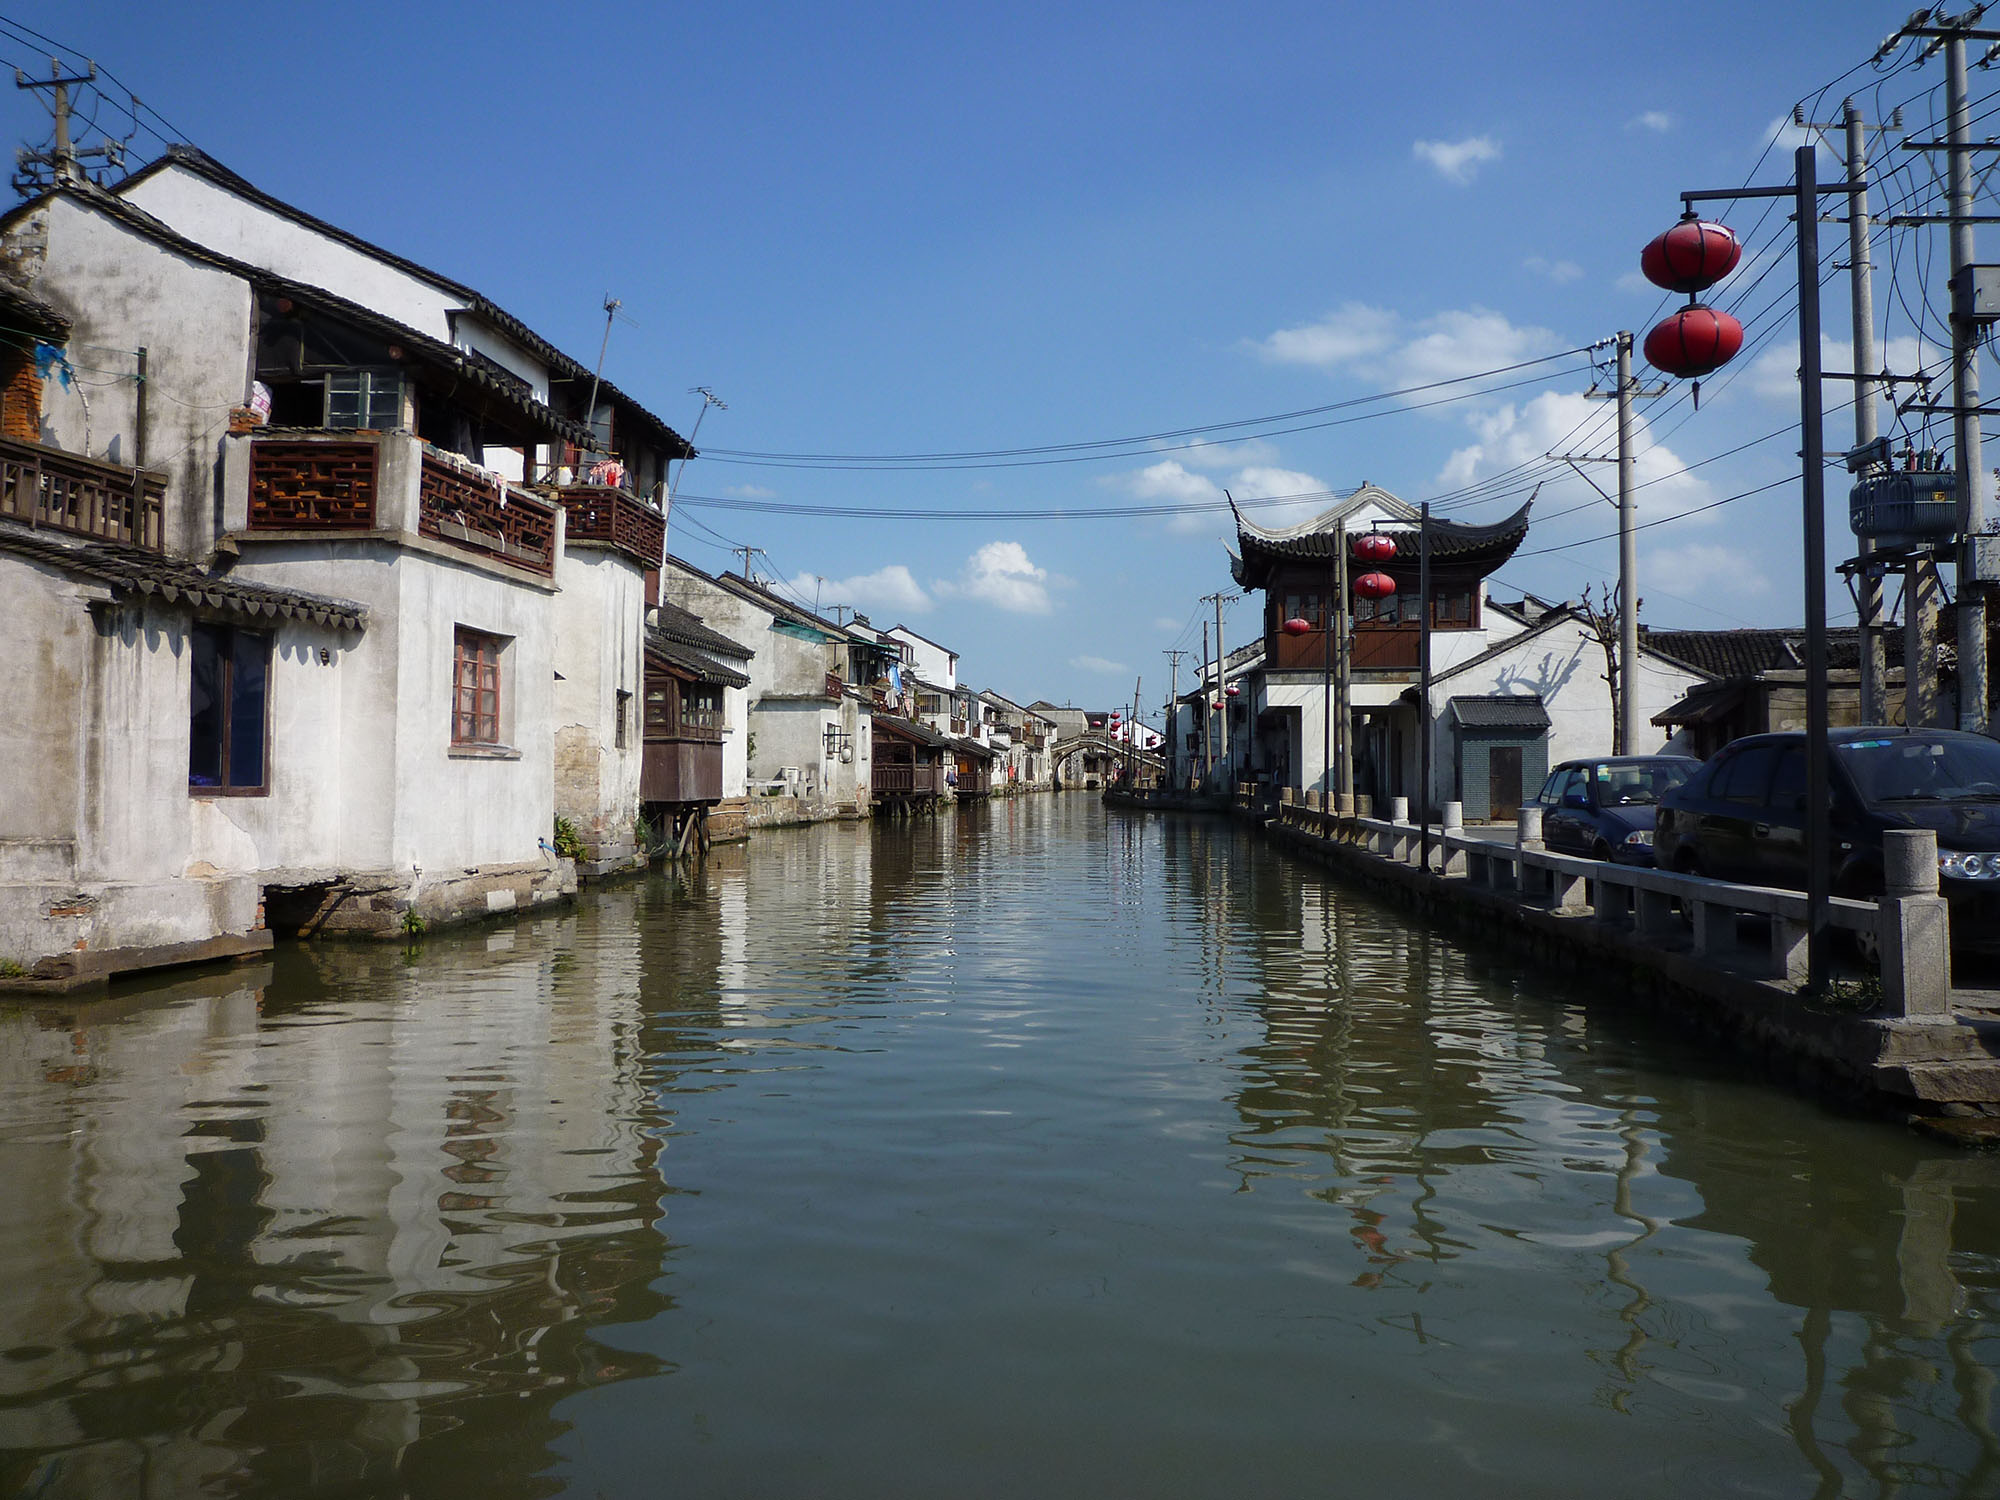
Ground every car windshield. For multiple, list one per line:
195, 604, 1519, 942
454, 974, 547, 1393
1837, 736, 2000, 802
1593, 762, 1692, 806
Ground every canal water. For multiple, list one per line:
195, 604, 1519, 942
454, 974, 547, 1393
7, 797, 2000, 1498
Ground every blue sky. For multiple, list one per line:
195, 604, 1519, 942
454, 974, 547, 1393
11, 2, 1976, 713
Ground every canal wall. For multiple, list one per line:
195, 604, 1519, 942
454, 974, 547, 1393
1116, 787, 2000, 1142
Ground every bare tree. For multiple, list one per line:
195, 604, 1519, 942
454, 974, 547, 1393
1578, 584, 1632, 755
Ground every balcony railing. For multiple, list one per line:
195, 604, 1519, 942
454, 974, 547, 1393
419, 451, 556, 576
873, 763, 943, 795
557, 484, 665, 572
249, 440, 378, 529
0, 435, 164, 551
1265, 623, 1420, 672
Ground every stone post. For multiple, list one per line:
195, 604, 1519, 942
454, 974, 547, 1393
1881, 828, 1950, 1018
1441, 801, 1465, 876
1514, 805, 1544, 899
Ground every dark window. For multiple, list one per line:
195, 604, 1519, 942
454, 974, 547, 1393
615, 688, 632, 750
452, 628, 503, 744
325, 369, 404, 431
1354, 591, 1401, 624
1430, 589, 1475, 628
1767, 748, 1807, 810
189, 623, 271, 794
1712, 744, 1782, 805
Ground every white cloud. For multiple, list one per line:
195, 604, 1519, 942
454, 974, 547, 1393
1760, 115, 1841, 167
1104, 456, 1334, 534
1151, 616, 1180, 632
1173, 437, 1281, 470
1256, 304, 1561, 391
1647, 542, 1771, 600
1069, 654, 1127, 675
793, 564, 932, 615
1437, 389, 1716, 527
1524, 255, 1584, 284
935, 540, 1052, 614
1412, 134, 1501, 184
1255, 302, 1399, 367
725, 482, 777, 499
1745, 333, 1943, 408
1628, 110, 1672, 133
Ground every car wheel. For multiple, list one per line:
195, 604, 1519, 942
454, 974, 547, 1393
1592, 839, 1614, 863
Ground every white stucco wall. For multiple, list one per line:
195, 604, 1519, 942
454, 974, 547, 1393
888, 627, 955, 690
553, 545, 645, 856
120, 166, 461, 344
11, 196, 255, 560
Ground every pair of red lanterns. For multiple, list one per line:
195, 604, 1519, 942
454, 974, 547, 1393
1641, 215, 1744, 378
1277, 533, 1399, 635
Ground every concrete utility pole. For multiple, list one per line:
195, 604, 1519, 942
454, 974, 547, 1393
1946, 29, 1989, 733
1844, 101, 1888, 721
1204, 591, 1231, 781
1199, 621, 1212, 781
1164, 649, 1186, 788
1578, 337, 1665, 754
13, 60, 126, 192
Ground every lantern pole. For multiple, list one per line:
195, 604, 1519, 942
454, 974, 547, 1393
1336, 522, 1354, 812
1323, 526, 1337, 804
1677, 150, 1865, 994
1419, 501, 1434, 872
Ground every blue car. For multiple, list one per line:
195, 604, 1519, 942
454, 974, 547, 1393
1535, 755, 1700, 865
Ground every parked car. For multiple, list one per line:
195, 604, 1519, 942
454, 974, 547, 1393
1654, 726, 2000, 952
1534, 755, 1700, 864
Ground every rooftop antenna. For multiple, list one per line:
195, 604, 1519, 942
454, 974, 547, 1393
668, 386, 727, 506
579, 294, 620, 466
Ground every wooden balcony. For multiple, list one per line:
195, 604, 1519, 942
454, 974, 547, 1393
557, 484, 665, 572
1265, 623, 1420, 672
0, 435, 164, 550
873, 762, 943, 796
419, 451, 556, 576
641, 738, 723, 803
249, 440, 378, 529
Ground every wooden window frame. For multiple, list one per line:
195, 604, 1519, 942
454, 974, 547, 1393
188, 622, 273, 797
452, 627, 505, 748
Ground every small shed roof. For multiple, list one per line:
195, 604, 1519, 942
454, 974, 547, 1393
1447, 694, 1551, 730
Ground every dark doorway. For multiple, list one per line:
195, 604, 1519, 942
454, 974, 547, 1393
1489, 745, 1522, 821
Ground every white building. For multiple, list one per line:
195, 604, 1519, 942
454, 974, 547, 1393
1181, 485, 1706, 819
0, 152, 691, 980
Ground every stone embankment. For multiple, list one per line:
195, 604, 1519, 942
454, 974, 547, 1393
1115, 784, 2000, 1142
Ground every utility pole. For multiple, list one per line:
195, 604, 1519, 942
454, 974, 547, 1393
1579, 336, 1665, 753
1165, 649, 1186, 789
1322, 527, 1337, 805
1946, 26, 1989, 733
732, 545, 766, 578
1199, 621, 1212, 781
1203, 591, 1231, 784
13, 60, 128, 193
1838, 101, 1890, 721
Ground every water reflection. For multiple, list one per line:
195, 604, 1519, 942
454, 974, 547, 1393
0, 903, 673, 1499
6, 802, 2000, 1495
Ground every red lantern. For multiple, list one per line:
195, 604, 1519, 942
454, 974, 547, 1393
1644, 305, 1744, 378
1280, 616, 1312, 636
1226, 685, 1241, 698
1641, 217, 1741, 294
1353, 571, 1396, 601
1212, 699, 1223, 710
1353, 532, 1398, 563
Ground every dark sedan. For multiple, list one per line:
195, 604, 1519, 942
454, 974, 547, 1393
1534, 755, 1699, 864
1654, 726, 2000, 951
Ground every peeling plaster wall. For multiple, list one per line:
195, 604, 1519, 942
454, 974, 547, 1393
8, 196, 253, 560
552, 545, 644, 857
